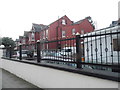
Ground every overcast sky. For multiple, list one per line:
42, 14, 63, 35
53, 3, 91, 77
0, 0, 119, 40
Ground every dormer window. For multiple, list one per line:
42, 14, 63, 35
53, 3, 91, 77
62, 19, 66, 25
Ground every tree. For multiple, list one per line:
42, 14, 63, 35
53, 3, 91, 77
2, 37, 15, 48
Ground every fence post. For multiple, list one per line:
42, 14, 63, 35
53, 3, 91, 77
76, 32, 82, 69
37, 40, 41, 63
19, 43, 22, 60
9, 45, 12, 58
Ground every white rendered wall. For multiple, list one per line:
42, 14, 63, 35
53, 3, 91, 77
1, 58, 118, 88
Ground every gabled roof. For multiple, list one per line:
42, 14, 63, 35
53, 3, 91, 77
31, 23, 47, 32
49, 15, 72, 26
110, 21, 118, 27
72, 16, 92, 25
24, 31, 29, 37
19, 36, 23, 38
19, 35, 26, 39
15, 39, 20, 42
72, 16, 95, 29
118, 18, 120, 24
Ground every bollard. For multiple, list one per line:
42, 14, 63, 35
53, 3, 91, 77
76, 32, 82, 69
37, 40, 41, 63
19, 43, 22, 60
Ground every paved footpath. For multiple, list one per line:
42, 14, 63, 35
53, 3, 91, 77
0, 68, 2, 90
0, 49, 39, 89
1, 68, 39, 88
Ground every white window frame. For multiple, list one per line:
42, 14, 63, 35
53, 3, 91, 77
43, 31, 45, 39
31, 32, 35, 41
72, 28, 76, 35
29, 34, 31, 41
62, 31, 66, 38
22, 39, 25, 44
46, 30, 48, 39
62, 19, 66, 25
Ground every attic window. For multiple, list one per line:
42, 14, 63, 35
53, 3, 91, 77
62, 19, 66, 25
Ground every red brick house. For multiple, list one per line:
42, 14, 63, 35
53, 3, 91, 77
39, 26, 49, 49
14, 39, 20, 50
46, 15, 95, 49
17, 23, 47, 51
17, 15, 95, 50
28, 23, 47, 51
18, 31, 29, 50
44, 15, 72, 49
48, 15, 73, 41
24, 31, 29, 45
60, 16, 95, 48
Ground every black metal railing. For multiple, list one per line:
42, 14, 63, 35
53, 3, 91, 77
3, 26, 120, 72
80, 27, 120, 72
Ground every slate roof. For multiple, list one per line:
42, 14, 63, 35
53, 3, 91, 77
49, 15, 71, 26
30, 23, 48, 32
24, 31, 29, 37
15, 39, 20, 42
72, 16, 92, 25
110, 21, 118, 27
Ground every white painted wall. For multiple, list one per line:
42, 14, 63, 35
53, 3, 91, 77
84, 27, 120, 64
1, 58, 118, 88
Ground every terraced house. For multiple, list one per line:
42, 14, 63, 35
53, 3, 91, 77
17, 15, 95, 51
47, 15, 95, 49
